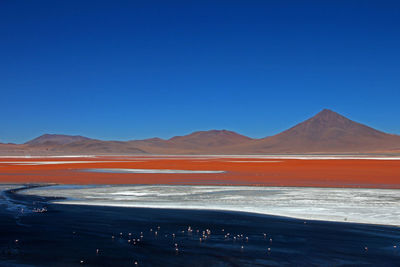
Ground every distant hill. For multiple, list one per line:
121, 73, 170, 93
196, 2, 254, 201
127, 130, 253, 154
1, 109, 399, 155
25, 134, 94, 146
0, 143, 29, 156
55, 139, 147, 154
169, 130, 252, 149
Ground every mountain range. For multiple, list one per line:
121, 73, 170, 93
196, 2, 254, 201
1, 109, 399, 155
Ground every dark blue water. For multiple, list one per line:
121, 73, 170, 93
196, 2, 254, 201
1, 187, 400, 266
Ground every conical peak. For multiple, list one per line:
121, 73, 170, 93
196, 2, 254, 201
315, 109, 341, 118
309, 109, 351, 124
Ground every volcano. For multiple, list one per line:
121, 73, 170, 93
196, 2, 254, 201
242, 109, 400, 153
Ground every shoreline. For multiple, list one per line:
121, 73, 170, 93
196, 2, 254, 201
5, 181, 400, 190
16, 184, 400, 228
50, 201, 400, 229
1, 153, 400, 158
1, 185, 400, 266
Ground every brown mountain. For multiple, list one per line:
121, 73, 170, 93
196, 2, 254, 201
20, 130, 251, 155
54, 140, 146, 154
26, 134, 94, 146
236, 109, 400, 153
169, 130, 252, 149
2, 109, 399, 155
129, 130, 253, 154
0, 143, 30, 156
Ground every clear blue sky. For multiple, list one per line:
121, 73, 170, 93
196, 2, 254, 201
1, 1, 399, 143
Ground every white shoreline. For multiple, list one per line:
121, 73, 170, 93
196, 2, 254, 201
1, 154, 400, 160
51, 200, 400, 228
0, 161, 144, 165
22, 185, 400, 227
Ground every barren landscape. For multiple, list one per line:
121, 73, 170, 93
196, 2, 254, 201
2, 110, 400, 156
2, 2, 400, 265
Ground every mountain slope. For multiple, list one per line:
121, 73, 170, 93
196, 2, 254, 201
3, 109, 400, 155
128, 130, 253, 154
169, 130, 252, 148
25, 134, 94, 146
239, 109, 400, 153
54, 140, 147, 154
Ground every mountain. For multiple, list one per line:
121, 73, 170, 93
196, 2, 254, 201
169, 130, 252, 148
238, 109, 400, 153
26, 134, 94, 146
24, 134, 146, 154
2, 109, 399, 155
20, 130, 251, 155
0, 143, 29, 156
128, 130, 253, 154
53, 139, 146, 154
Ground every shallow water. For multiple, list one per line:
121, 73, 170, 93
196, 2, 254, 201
2, 185, 400, 266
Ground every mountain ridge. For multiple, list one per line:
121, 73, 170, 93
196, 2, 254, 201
25, 134, 94, 146
5, 109, 399, 155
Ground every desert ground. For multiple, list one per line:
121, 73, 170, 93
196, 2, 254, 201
0, 155, 399, 188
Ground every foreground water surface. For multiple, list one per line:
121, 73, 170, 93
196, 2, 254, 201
1, 185, 400, 266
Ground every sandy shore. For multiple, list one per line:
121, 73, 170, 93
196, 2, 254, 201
0, 156, 399, 188
1, 185, 400, 266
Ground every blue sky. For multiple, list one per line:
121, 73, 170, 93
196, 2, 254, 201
1, 1, 399, 143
